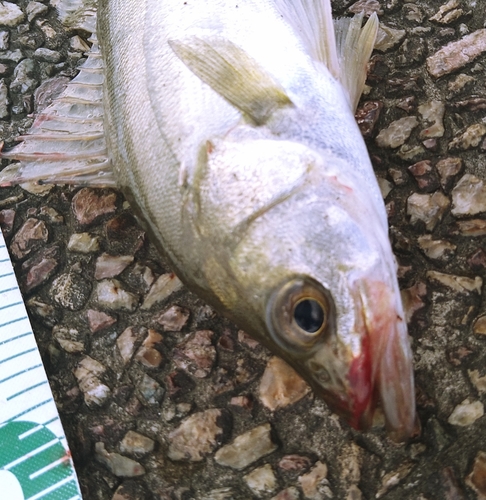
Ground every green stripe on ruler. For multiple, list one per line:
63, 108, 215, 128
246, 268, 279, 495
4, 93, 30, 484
0, 232, 82, 500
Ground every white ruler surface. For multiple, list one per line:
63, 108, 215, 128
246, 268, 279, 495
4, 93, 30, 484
0, 231, 82, 500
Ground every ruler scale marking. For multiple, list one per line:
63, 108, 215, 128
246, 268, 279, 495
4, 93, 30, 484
0, 230, 82, 499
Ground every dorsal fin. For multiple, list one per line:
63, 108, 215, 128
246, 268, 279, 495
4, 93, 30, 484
0, 34, 115, 188
334, 12, 378, 111
274, 0, 340, 79
275, 0, 378, 111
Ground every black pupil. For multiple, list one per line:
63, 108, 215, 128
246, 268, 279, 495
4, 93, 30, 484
293, 299, 325, 333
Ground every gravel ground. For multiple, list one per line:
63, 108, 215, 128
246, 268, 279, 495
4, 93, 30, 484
1, 0, 486, 499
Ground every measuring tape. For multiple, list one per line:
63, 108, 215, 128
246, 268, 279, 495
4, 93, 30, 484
0, 231, 82, 500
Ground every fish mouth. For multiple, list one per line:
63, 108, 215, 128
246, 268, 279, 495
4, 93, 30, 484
307, 278, 416, 441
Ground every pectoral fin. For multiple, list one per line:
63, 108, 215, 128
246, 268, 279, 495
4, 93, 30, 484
169, 37, 293, 125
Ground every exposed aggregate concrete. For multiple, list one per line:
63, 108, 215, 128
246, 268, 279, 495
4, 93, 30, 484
2, 0, 486, 499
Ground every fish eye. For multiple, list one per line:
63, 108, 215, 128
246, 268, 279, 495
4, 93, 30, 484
293, 298, 325, 333
266, 277, 334, 355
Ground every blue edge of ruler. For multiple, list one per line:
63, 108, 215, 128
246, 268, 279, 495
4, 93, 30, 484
0, 230, 82, 500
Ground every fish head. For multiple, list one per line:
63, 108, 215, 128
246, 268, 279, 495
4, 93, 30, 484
203, 131, 415, 440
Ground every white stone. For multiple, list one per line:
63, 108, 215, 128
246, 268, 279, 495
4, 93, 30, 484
0, 2, 24, 27
376, 116, 419, 148
452, 174, 486, 216
244, 464, 277, 495
67, 232, 100, 253
448, 399, 484, 426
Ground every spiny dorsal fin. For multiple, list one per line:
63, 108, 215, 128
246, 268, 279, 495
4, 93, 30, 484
0, 34, 115, 188
274, 0, 340, 79
169, 37, 293, 125
334, 12, 379, 111
275, 0, 378, 112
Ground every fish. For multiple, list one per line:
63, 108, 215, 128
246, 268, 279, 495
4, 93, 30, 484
0, 0, 415, 440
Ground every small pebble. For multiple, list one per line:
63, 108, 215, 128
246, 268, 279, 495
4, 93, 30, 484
70, 34, 90, 52
258, 356, 310, 411
448, 399, 484, 426
135, 329, 163, 369
87, 309, 117, 333
95, 442, 145, 478
141, 273, 183, 310
451, 219, 486, 237
376, 116, 419, 148
117, 327, 144, 364
155, 304, 190, 331
427, 29, 486, 78
96, 279, 139, 311
119, 430, 155, 457
430, 0, 463, 24
377, 177, 393, 199
238, 330, 260, 349
244, 464, 277, 496
418, 101, 445, 139
0, 48, 23, 63
33, 47, 62, 63
452, 174, 486, 216
355, 100, 382, 137
167, 408, 224, 462
448, 73, 474, 93
53, 325, 84, 353
67, 232, 101, 253
173, 330, 216, 378
397, 144, 425, 161
21, 245, 59, 292
466, 451, 486, 499
278, 455, 312, 474
417, 235, 456, 261
436, 157, 463, 191
95, 253, 134, 280
298, 461, 331, 500
376, 461, 414, 498
26, 1, 48, 22
468, 370, 486, 394
214, 423, 277, 470
375, 24, 406, 52
407, 191, 450, 231
137, 373, 164, 405
403, 3, 424, 23
0, 1, 24, 26
348, 0, 383, 16
408, 160, 440, 192
74, 356, 111, 407
427, 271, 482, 294
72, 188, 117, 225
0, 30, 8, 50
10, 58, 37, 94
0, 78, 8, 118
10, 218, 48, 260
473, 315, 486, 335
449, 124, 486, 151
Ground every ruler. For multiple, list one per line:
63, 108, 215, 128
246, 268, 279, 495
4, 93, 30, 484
0, 230, 82, 500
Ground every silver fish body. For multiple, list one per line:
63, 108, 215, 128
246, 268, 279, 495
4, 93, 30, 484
2, 0, 415, 439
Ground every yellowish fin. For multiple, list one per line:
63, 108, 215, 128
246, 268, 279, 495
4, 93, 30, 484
169, 37, 293, 125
